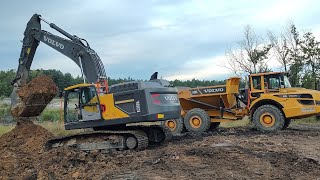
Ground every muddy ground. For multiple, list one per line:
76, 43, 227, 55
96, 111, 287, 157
0, 122, 319, 180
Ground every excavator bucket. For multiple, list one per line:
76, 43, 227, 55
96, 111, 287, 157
11, 75, 58, 118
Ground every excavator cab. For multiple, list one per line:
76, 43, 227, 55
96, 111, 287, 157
64, 84, 102, 123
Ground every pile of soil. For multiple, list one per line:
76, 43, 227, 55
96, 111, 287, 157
11, 75, 58, 117
0, 123, 319, 179
0, 120, 53, 179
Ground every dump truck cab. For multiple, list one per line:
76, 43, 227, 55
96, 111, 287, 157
249, 72, 291, 99
248, 72, 320, 130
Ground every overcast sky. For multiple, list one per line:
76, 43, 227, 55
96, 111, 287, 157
1, 0, 320, 80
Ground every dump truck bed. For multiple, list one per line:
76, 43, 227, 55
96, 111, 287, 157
178, 77, 241, 111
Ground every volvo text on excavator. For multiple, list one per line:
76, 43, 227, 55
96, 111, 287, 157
11, 14, 181, 151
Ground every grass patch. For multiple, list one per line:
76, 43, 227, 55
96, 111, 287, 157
220, 117, 251, 128
0, 103, 9, 108
292, 116, 320, 125
36, 121, 84, 136
0, 106, 11, 123
219, 116, 320, 128
38, 109, 62, 122
0, 107, 10, 116
0, 125, 14, 136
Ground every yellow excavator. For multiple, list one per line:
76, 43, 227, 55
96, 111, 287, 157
163, 72, 320, 134
11, 14, 181, 151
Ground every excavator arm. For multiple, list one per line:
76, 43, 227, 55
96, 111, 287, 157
12, 14, 106, 86
11, 14, 107, 113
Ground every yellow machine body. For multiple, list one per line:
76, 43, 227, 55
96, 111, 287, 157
179, 72, 320, 123
65, 84, 130, 120
98, 94, 130, 120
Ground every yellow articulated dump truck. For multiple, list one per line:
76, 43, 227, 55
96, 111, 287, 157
163, 72, 320, 134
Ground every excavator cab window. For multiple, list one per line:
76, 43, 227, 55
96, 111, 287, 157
65, 89, 80, 123
64, 86, 101, 123
79, 86, 101, 121
80, 87, 97, 105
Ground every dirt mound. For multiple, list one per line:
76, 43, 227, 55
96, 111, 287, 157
31, 126, 320, 179
0, 124, 319, 179
0, 120, 53, 179
11, 75, 58, 117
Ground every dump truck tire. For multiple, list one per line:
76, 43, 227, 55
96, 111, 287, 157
282, 119, 291, 130
184, 108, 211, 134
161, 118, 184, 135
252, 104, 285, 132
209, 122, 220, 131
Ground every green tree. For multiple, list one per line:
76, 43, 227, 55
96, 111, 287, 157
287, 24, 303, 87
0, 70, 15, 97
300, 32, 320, 89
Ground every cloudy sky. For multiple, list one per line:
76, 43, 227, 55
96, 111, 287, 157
1, 0, 320, 80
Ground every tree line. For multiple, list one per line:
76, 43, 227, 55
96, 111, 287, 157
226, 22, 320, 90
0, 69, 226, 97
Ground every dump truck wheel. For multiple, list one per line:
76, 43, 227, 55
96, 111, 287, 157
282, 119, 291, 130
184, 108, 211, 134
209, 122, 220, 131
253, 104, 285, 132
162, 118, 184, 135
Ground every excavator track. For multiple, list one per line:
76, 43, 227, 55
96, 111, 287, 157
127, 125, 173, 145
46, 125, 173, 152
46, 130, 149, 151
161, 125, 173, 143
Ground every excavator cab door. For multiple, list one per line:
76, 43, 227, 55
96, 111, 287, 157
64, 85, 102, 123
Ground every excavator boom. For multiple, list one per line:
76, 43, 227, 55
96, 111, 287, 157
11, 14, 108, 117
12, 14, 106, 86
